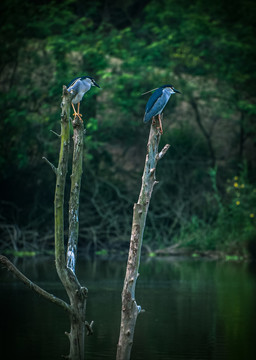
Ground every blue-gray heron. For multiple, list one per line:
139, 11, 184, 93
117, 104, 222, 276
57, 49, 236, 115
67, 76, 100, 121
143, 85, 180, 133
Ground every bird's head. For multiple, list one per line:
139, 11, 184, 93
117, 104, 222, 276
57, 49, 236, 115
141, 84, 181, 96
162, 85, 181, 94
81, 76, 100, 88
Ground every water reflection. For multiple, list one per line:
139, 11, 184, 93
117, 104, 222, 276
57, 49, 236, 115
1, 256, 256, 359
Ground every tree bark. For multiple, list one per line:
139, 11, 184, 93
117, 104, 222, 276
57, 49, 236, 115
54, 85, 71, 287
66, 114, 90, 360
116, 116, 170, 360
67, 115, 84, 273
54, 87, 90, 360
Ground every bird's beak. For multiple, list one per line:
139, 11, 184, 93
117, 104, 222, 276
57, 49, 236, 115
173, 88, 181, 94
93, 81, 100, 88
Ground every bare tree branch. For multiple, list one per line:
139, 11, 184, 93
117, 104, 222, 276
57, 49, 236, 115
50, 129, 61, 137
0, 255, 71, 314
159, 144, 171, 160
42, 156, 57, 174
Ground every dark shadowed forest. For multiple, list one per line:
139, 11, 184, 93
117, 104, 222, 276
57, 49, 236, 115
0, 0, 256, 257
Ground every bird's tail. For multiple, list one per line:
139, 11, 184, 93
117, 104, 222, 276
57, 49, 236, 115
143, 113, 151, 123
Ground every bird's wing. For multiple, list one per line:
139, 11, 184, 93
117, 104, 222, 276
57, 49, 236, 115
145, 87, 163, 113
67, 77, 82, 89
144, 88, 169, 122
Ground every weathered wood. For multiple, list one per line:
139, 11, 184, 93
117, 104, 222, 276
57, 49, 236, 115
65, 113, 89, 360
55, 87, 89, 360
54, 85, 71, 287
67, 115, 84, 274
116, 115, 170, 360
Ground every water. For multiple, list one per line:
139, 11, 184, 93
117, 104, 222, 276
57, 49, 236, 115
1, 256, 256, 360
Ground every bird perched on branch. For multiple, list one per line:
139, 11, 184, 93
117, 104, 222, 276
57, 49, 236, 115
143, 85, 181, 134
67, 76, 100, 121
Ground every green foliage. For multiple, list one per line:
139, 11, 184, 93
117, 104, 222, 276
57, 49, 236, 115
4, 250, 37, 257
173, 165, 256, 255
95, 249, 108, 256
225, 255, 243, 261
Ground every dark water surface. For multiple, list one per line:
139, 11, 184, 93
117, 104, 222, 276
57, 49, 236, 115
1, 256, 256, 360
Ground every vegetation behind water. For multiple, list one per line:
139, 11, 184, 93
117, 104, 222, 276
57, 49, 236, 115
0, 0, 256, 256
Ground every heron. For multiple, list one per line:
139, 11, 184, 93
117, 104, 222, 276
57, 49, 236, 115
143, 85, 180, 133
67, 76, 100, 121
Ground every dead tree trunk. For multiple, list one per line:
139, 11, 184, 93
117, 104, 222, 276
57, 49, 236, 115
64, 107, 93, 360
116, 115, 170, 360
46, 86, 93, 360
0, 86, 93, 360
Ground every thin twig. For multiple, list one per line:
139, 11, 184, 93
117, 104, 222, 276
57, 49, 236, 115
50, 129, 61, 137
85, 320, 94, 336
42, 157, 57, 174
158, 144, 170, 160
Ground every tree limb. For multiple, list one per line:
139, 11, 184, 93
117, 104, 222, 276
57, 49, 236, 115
42, 156, 57, 174
159, 144, 171, 160
0, 255, 71, 314
50, 129, 61, 137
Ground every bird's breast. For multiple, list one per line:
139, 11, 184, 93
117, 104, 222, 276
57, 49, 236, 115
72, 92, 85, 104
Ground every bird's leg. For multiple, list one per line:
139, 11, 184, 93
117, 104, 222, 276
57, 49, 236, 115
72, 103, 77, 116
77, 102, 82, 117
158, 114, 163, 134
76, 102, 83, 122
72, 103, 83, 122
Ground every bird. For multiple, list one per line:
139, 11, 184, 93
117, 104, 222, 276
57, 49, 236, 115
143, 85, 181, 134
67, 76, 100, 121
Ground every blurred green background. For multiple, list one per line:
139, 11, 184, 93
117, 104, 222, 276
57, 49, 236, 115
0, 0, 255, 256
